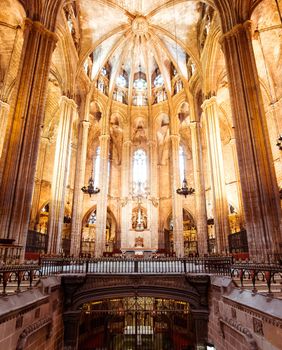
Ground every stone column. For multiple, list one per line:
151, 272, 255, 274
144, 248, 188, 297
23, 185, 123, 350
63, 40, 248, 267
29, 136, 50, 230
221, 21, 282, 260
120, 138, 131, 250
0, 101, 10, 158
148, 139, 159, 250
95, 134, 110, 257
48, 96, 77, 254
229, 137, 244, 222
202, 97, 230, 254
190, 121, 208, 255
0, 19, 57, 253
70, 96, 91, 257
170, 134, 184, 257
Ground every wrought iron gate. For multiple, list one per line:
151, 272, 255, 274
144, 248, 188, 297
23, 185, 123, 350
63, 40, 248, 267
79, 297, 195, 350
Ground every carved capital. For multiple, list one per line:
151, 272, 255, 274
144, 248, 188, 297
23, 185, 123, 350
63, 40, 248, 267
220, 20, 253, 44
201, 96, 217, 111
24, 18, 58, 42
60, 96, 77, 110
0, 100, 10, 112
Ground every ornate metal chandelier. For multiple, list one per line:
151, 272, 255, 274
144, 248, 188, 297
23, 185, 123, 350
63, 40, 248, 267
176, 178, 195, 198
81, 174, 100, 197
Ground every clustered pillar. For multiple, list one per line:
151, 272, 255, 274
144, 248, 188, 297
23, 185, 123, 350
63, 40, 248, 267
0, 101, 10, 158
202, 96, 230, 254
70, 103, 90, 256
120, 136, 131, 250
190, 121, 208, 255
221, 21, 282, 261
95, 134, 110, 257
0, 19, 58, 258
148, 139, 159, 250
48, 96, 77, 254
170, 134, 184, 257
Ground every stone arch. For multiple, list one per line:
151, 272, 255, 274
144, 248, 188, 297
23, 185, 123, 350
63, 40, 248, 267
177, 101, 190, 125
81, 206, 118, 256
132, 116, 147, 144
62, 274, 209, 348
165, 209, 198, 255
20, 0, 64, 31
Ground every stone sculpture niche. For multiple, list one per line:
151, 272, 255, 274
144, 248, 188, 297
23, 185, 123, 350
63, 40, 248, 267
132, 206, 147, 231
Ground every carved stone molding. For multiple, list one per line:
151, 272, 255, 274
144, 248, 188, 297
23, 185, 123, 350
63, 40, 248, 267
222, 298, 282, 328
62, 274, 210, 312
16, 316, 52, 350
219, 317, 258, 350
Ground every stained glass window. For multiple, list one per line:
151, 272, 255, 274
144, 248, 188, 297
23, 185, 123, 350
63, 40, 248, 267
133, 149, 147, 193
88, 210, 97, 224
116, 75, 127, 87
133, 78, 147, 90
154, 74, 164, 87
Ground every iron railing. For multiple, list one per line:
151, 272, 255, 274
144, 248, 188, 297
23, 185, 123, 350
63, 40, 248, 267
40, 256, 232, 275
0, 258, 281, 296
0, 264, 41, 295
231, 263, 282, 294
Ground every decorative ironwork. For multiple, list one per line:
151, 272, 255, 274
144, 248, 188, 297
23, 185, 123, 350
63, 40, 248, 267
81, 174, 100, 197
40, 256, 232, 275
176, 178, 195, 197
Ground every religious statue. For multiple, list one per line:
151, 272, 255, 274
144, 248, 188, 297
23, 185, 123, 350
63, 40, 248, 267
132, 206, 147, 231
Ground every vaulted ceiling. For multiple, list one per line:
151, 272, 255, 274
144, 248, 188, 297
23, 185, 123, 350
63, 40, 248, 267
78, 0, 209, 99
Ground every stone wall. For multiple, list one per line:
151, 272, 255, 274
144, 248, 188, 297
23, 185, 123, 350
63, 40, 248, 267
0, 277, 63, 350
208, 276, 282, 350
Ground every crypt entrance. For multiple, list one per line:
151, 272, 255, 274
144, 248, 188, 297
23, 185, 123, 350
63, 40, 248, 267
78, 296, 196, 350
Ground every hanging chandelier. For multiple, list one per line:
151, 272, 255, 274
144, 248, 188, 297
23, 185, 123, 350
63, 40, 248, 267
81, 174, 100, 197
176, 178, 195, 198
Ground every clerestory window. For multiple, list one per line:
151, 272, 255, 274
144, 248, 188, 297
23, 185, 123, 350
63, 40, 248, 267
133, 149, 147, 194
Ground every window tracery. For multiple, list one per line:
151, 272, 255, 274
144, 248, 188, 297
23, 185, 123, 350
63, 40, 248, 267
133, 149, 147, 194
154, 74, 164, 87
116, 75, 127, 88
88, 210, 97, 225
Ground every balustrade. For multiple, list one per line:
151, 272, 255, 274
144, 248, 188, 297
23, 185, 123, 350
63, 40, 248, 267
0, 258, 281, 297
39, 256, 232, 275
0, 265, 41, 295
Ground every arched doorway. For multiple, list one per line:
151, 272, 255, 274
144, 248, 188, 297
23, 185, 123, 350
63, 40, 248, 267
81, 207, 118, 257
25, 203, 49, 258
165, 209, 197, 256
78, 296, 196, 350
